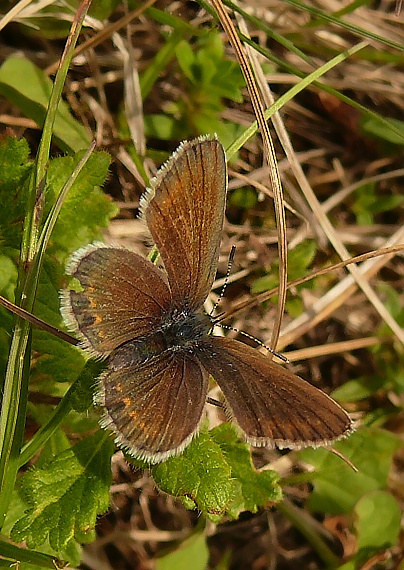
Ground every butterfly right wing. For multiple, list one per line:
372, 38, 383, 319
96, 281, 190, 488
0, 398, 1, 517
61, 243, 172, 357
197, 337, 353, 449
96, 344, 209, 462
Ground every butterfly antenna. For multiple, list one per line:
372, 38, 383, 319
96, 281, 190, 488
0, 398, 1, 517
210, 245, 236, 316
210, 245, 288, 363
329, 447, 358, 472
206, 396, 224, 409
212, 321, 289, 364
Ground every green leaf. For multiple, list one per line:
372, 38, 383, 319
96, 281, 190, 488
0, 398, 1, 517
156, 532, 209, 570
31, 265, 86, 387
166, 31, 244, 138
297, 428, 401, 514
337, 562, 355, 570
0, 135, 31, 190
0, 539, 67, 569
0, 255, 18, 301
0, 137, 32, 254
3, 490, 81, 568
152, 424, 281, 519
11, 432, 114, 550
251, 240, 317, 295
144, 114, 186, 140
176, 40, 196, 82
229, 187, 258, 210
352, 183, 404, 225
0, 57, 90, 153
69, 360, 105, 413
354, 491, 401, 550
210, 424, 282, 518
49, 150, 115, 254
361, 116, 404, 145
152, 428, 234, 517
19, 359, 104, 469
331, 377, 384, 402
0, 140, 113, 271
0, 148, 114, 389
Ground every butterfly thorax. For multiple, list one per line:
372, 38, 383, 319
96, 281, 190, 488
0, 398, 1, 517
161, 308, 211, 350
109, 309, 211, 371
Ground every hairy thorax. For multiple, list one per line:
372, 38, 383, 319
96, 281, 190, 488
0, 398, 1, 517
110, 308, 211, 370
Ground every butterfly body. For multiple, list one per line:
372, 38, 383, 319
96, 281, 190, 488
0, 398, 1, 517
160, 308, 212, 351
61, 136, 353, 463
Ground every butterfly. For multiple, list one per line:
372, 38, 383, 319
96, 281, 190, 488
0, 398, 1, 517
61, 136, 352, 463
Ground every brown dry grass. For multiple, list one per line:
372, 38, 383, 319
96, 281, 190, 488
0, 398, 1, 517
1, 0, 403, 569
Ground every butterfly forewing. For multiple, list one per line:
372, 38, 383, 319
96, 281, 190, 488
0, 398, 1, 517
61, 243, 172, 357
196, 337, 352, 448
97, 348, 209, 462
141, 137, 227, 309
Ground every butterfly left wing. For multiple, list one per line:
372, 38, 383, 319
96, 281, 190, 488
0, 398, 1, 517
140, 136, 227, 309
96, 344, 209, 462
61, 243, 172, 357
196, 337, 352, 449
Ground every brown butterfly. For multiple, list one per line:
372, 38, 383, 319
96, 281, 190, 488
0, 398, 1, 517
61, 136, 352, 463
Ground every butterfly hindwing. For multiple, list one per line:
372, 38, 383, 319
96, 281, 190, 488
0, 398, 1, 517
96, 345, 209, 462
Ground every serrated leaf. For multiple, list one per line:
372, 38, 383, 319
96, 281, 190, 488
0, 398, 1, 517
0, 145, 114, 338
0, 143, 114, 320
298, 428, 401, 514
0, 57, 90, 153
11, 432, 114, 551
152, 429, 234, 516
3, 490, 81, 568
152, 425, 281, 519
210, 424, 282, 518
1, 147, 114, 258
48, 151, 115, 255
0, 137, 32, 252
